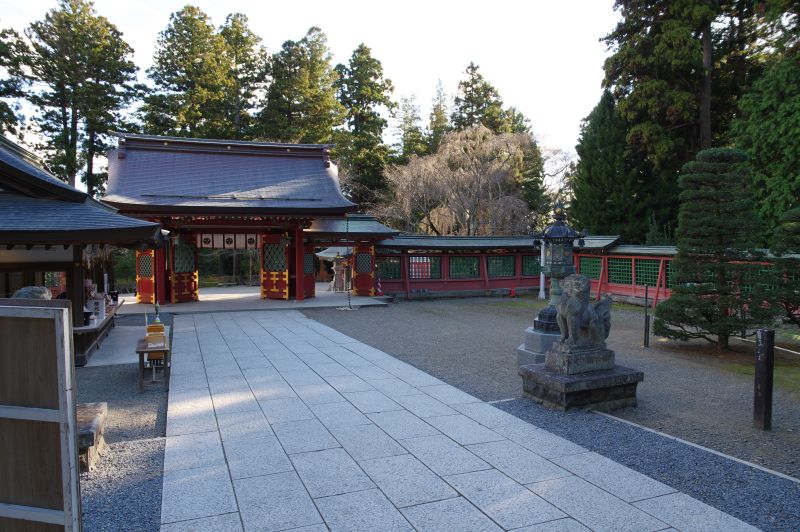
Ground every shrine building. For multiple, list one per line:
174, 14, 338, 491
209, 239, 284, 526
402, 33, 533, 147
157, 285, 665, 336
103, 133, 397, 305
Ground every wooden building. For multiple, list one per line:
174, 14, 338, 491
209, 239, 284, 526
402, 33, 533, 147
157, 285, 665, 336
0, 137, 162, 361
103, 133, 397, 304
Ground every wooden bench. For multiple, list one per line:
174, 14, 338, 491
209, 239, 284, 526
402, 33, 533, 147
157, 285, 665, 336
77, 402, 107, 471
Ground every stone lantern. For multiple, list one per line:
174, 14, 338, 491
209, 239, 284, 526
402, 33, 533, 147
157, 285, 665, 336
517, 203, 585, 366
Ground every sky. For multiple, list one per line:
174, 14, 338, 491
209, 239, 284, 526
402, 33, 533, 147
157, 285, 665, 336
1, 0, 621, 156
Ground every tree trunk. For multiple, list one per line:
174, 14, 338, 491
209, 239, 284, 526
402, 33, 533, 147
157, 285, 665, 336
86, 128, 95, 197
68, 104, 80, 187
700, 21, 713, 150
717, 334, 729, 351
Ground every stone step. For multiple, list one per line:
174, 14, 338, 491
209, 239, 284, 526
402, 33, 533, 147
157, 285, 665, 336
77, 401, 108, 471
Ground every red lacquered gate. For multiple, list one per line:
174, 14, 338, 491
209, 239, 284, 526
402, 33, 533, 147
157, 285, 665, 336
170, 239, 199, 303
351, 243, 375, 296
261, 234, 289, 300
135, 249, 155, 304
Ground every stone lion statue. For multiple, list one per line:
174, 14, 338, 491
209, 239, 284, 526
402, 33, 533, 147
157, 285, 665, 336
555, 274, 612, 349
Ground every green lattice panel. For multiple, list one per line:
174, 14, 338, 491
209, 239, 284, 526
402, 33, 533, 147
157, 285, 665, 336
264, 243, 286, 271
173, 243, 196, 273
608, 258, 632, 285
355, 253, 373, 273
449, 256, 479, 279
487, 255, 515, 278
579, 256, 601, 280
522, 255, 541, 276
634, 259, 660, 287
376, 257, 401, 280
137, 254, 153, 277
304, 254, 314, 275
409, 256, 441, 279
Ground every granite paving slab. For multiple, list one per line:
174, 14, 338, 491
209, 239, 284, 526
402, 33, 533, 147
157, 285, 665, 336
158, 310, 762, 532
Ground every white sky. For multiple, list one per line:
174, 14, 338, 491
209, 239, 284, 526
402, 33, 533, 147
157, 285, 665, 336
1, 0, 620, 155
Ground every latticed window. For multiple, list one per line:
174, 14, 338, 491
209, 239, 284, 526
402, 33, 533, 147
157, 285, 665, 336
608, 257, 632, 284
264, 243, 286, 271
634, 259, 660, 287
522, 255, 541, 276
487, 255, 515, 278
303, 254, 314, 275
449, 256, 479, 279
409, 256, 441, 279
137, 253, 153, 277
355, 253, 373, 273
376, 257, 401, 280
173, 243, 196, 273
579, 256, 601, 280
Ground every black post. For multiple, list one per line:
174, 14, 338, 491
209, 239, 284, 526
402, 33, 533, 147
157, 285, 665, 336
643, 285, 650, 348
753, 328, 775, 430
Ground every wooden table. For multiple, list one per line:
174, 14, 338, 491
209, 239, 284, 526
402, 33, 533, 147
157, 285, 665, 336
135, 337, 170, 392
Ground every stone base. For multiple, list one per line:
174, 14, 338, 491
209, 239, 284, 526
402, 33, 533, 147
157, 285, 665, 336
517, 327, 560, 366
78, 402, 108, 472
545, 344, 615, 375
519, 364, 644, 412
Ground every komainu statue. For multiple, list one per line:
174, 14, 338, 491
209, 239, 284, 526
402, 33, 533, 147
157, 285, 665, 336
555, 274, 612, 349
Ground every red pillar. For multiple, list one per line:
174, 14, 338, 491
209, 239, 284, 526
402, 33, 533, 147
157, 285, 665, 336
294, 225, 304, 301
154, 246, 168, 305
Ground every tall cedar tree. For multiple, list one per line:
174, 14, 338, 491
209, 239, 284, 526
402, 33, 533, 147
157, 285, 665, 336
654, 148, 772, 351
451, 62, 506, 133
571, 91, 659, 243
427, 80, 449, 153
734, 54, 800, 234
259, 27, 343, 144
334, 43, 394, 208
142, 6, 231, 138
219, 13, 268, 140
603, 0, 762, 231
0, 27, 27, 134
395, 95, 428, 164
765, 207, 800, 328
26, 0, 137, 190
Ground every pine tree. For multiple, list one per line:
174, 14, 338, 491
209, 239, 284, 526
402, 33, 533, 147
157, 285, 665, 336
451, 62, 506, 133
141, 6, 231, 138
0, 28, 27, 134
259, 27, 343, 144
654, 148, 772, 351
334, 43, 394, 207
765, 207, 800, 329
219, 13, 268, 140
427, 80, 449, 153
570, 91, 661, 243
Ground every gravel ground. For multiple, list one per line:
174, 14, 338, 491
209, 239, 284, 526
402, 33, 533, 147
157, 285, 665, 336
305, 296, 800, 530
76, 319, 169, 532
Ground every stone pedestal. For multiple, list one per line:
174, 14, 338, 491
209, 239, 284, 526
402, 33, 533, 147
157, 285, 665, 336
544, 343, 615, 374
519, 363, 643, 412
517, 326, 560, 366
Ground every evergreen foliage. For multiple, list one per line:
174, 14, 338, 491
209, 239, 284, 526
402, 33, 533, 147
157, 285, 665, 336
427, 81, 450, 153
25, 0, 138, 192
571, 91, 661, 243
258, 27, 343, 144
0, 28, 26, 134
654, 148, 772, 351
734, 54, 800, 234
765, 207, 800, 329
395, 96, 428, 164
334, 43, 394, 208
451, 63, 506, 133
141, 5, 231, 138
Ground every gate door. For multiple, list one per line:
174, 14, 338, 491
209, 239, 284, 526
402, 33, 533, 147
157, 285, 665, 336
303, 245, 316, 298
135, 249, 155, 304
352, 244, 375, 296
171, 240, 199, 303
261, 234, 289, 300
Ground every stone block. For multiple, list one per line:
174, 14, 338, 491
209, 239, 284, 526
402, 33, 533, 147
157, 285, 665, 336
545, 346, 615, 375
328, 423, 407, 461
161, 464, 238, 524
518, 344, 546, 366
444, 469, 565, 529
164, 431, 225, 472
399, 434, 490, 476
419, 384, 481, 405
343, 390, 402, 413
223, 434, 293, 480
368, 410, 440, 440
466, 440, 572, 484
234, 471, 323, 531
215, 409, 273, 441
160, 512, 242, 532
291, 448, 374, 498
519, 364, 644, 411
310, 401, 371, 429
392, 394, 457, 418
359, 454, 458, 508
258, 397, 315, 424
401, 497, 502, 532
315, 489, 412, 532
452, 402, 523, 429
272, 418, 340, 454
424, 414, 504, 445
632, 492, 759, 531
493, 421, 587, 459
324, 374, 374, 393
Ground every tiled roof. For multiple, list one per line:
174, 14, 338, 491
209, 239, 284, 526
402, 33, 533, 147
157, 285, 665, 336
307, 214, 398, 238
375, 235, 619, 250
103, 133, 356, 214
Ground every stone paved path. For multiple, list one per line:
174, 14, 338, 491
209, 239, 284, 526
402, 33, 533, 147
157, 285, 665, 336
159, 311, 759, 532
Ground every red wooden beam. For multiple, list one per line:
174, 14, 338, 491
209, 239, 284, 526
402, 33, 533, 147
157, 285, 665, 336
294, 225, 304, 301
